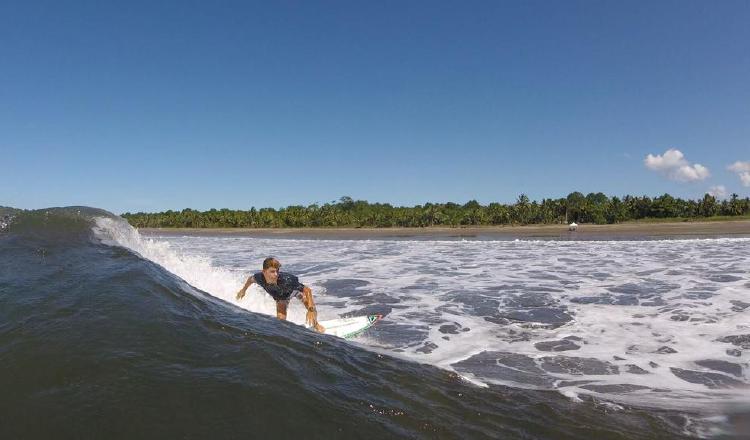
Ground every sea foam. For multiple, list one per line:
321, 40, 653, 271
93, 217, 750, 411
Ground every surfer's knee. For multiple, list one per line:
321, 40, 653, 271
276, 300, 288, 320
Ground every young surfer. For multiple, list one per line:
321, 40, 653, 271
236, 257, 325, 333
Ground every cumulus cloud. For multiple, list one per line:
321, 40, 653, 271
727, 161, 750, 187
707, 185, 727, 199
644, 149, 710, 182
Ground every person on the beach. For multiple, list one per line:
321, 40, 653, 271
236, 257, 325, 333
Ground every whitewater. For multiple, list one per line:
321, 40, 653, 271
93, 218, 750, 413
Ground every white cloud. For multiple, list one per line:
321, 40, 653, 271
644, 149, 710, 182
707, 185, 727, 198
727, 161, 750, 187
728, 161, 750, 173
644, 149, 686, 171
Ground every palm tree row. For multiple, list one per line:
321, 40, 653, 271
121, 192, 750, 228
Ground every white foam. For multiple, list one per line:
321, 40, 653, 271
92, 217, 308, 324
92, 218, 750, 411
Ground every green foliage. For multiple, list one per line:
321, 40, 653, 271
121, 193, 750, 228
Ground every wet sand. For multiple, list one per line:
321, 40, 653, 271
138, 220, 750, 240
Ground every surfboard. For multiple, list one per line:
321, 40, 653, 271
315, 314, 382, 339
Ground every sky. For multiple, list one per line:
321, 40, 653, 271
1, 0, 749, 213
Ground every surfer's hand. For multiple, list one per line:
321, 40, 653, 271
236, 289, 246, 300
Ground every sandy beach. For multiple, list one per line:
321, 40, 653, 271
138, 219, 750, 240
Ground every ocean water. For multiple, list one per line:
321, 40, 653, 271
1, 207, 748, 439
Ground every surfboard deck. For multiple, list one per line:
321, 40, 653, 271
315, 314, 382, 339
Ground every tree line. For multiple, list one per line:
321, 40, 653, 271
121, 192, 750, 228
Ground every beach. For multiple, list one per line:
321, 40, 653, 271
138, 219, 750, 240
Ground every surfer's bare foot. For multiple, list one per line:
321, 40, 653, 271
314, 323, 325, 333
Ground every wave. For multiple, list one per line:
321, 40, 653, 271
0, 207, 744, 438
134, 228, 750, 412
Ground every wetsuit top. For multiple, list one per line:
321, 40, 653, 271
253, 271, 305, 301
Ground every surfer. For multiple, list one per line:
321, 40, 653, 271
236, 257, 325, 333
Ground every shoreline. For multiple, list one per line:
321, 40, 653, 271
137, 220, 750, 240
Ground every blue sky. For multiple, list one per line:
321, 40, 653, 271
2, 0, 749, 213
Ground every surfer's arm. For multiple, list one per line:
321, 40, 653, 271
236, 275, 256, 300
301, 286, 325, 333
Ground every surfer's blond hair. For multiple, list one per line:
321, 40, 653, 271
263, 257, 281, 270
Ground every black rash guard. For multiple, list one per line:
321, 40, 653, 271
253, 272, 305, 302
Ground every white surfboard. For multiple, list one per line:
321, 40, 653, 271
315, 314, 382, 339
